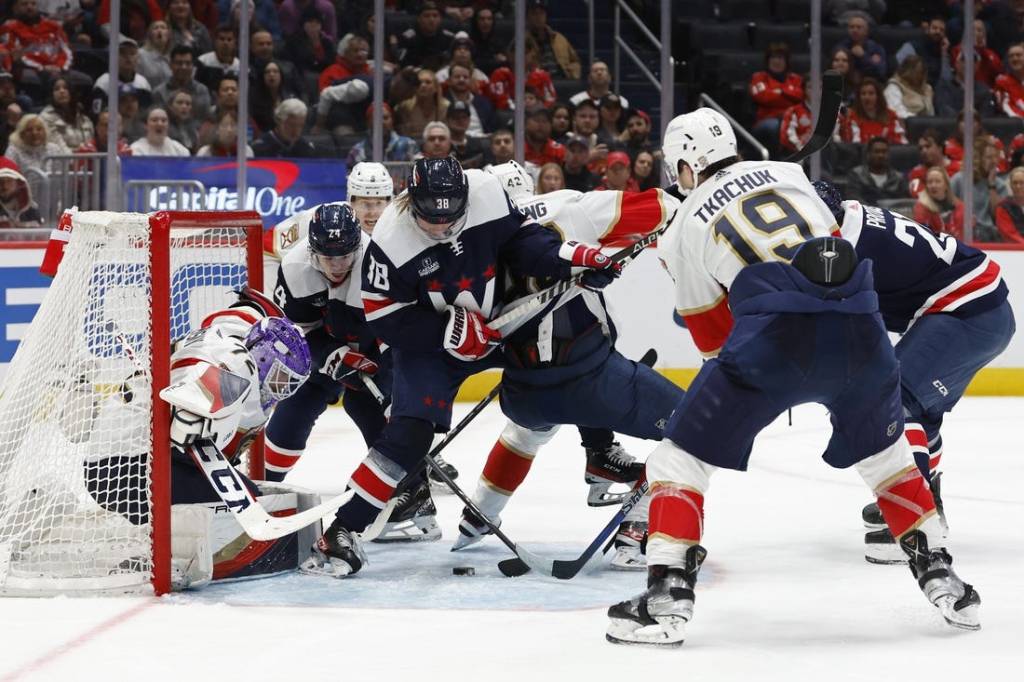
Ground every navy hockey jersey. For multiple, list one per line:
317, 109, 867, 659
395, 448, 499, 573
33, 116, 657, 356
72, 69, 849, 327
273, 231, 378, 361
839, 201, 1008, 333
361, 169, 570, 352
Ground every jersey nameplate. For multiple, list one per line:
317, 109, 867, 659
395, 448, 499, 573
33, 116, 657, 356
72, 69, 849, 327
520, 202, 549, 221
694, 169, 778, 224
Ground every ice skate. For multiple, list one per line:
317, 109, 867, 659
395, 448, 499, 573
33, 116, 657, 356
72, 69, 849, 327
301, 519, 367, 578
451, 506, 497, 551
899, 530, 980, 630
427, 453, 459, 490
606, 545, 706, 648
374, 480, 441, 543
862, 501, 885, 529
609, 521, 647, 571
585, 442, 644, 507
864, 528, 907, 564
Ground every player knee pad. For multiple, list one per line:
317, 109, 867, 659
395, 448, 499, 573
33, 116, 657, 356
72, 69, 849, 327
645, 441, 715, 566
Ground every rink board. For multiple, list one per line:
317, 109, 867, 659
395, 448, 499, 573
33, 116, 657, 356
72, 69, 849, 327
3, 242, 1024, 394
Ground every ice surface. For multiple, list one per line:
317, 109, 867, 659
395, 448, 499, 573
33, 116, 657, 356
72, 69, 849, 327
2, 398, 1023, 681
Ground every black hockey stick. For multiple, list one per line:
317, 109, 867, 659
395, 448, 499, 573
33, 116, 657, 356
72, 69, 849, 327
783, 70, 843, 164
491, 347, 659, 579
497, 479, 650, 579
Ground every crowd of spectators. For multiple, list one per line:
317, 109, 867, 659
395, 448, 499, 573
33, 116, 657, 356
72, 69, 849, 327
4, 0, 1024, 244
0, 0, 669, 229
748, 3, 1024, 242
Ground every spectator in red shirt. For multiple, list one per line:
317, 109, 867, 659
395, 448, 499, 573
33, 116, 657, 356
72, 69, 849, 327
994, 166, 1024, 243
994, 42, 1024, 118
779, 83, 813, 155
524, 106, 565, 167
945, 110, 1008, 175
749, 42, 803, 153
913, 166, 966, 239
839, 77, 908, 144
907, 128, 951, 196
950, 20, 1003, 89
0, 0, 86, 99
487, 35, 556, 111
595, 150, 638, 192
319, 33, 371, 93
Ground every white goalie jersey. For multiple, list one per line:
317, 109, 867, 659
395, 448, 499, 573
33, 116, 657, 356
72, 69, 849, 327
659, 160, 839, 356
161, 309, 268, 458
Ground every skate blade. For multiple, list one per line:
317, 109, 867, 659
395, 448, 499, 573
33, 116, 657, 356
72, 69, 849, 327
605, 617, 686, 648
299, 556, 357, 579
373, 519, 442, 544
863, 520, 887, 530
451, 532, 487, 552
586, 479, 633, 507
937, 595, 981, 631
864, 536, 906, 565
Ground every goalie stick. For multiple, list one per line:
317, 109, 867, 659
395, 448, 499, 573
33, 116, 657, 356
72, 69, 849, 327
783, 69, 844, 164
186, 439, 355, 541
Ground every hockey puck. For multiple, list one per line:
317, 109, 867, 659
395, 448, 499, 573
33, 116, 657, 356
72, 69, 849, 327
452, 566, 475, 576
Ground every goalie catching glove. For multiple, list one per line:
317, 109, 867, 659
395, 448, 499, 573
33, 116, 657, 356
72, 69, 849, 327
321, 345, 379, 390
558, 241, 622, 291
443, 306, 502, 361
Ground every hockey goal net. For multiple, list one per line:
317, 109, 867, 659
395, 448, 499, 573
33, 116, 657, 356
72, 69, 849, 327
0, 210, 264, 596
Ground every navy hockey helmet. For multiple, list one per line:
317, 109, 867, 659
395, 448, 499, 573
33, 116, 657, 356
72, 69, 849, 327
407, 157, 469, 239
308, 202, 361, 257
812, 180, 844, 222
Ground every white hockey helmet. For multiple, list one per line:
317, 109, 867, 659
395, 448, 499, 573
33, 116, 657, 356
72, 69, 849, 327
662, 107, 738, 187
347, 161, 394, 200
486, 160, 535, 202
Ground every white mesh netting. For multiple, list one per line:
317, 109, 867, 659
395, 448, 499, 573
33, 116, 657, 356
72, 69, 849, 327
0, 211, 254, 596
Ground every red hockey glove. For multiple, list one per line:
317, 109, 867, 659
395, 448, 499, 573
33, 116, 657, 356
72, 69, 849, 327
321, 345, 379, 389
558, 241, 622, 291
442, 306, 502, 361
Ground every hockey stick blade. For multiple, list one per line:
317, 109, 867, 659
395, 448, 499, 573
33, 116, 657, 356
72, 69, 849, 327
188, 440, 353, 541
498, 480, 651, 579
783, 70, 843, 164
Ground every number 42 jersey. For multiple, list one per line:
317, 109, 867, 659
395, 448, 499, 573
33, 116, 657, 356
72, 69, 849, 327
659, 160, 839, 356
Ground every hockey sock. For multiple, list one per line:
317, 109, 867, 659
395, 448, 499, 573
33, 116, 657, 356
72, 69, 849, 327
905, 422, 931, 481
336, 417, 434, 532
645, 440, 714, 567
264, 437, 303, 482
927, 435, 943, 480
578, 426, 614, 451
855, 438, 942, 541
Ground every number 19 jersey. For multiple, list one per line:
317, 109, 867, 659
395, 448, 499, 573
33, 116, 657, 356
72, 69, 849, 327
659, 160, 839, 355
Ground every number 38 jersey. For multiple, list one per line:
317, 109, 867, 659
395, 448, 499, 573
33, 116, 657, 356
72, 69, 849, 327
839, 201, 1008, 333
659, 160, 839, 356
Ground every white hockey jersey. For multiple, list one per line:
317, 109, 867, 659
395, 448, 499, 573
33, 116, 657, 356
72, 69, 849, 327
266, 203, 343, 259
160, 308, 269, 458
659, 160, 839, 356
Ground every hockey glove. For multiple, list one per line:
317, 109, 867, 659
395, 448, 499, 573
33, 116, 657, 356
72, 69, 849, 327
321, 345, 379, 390
443, 306, 502, 361
558, 241, 622, 291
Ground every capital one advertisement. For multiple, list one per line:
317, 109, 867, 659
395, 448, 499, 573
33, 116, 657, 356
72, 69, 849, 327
121, 157, 348, 227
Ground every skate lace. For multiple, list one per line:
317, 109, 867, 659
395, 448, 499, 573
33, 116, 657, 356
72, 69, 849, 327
607, 444, 636, 466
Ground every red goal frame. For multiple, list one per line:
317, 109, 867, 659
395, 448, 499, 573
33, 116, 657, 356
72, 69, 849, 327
149, 210, 265, 595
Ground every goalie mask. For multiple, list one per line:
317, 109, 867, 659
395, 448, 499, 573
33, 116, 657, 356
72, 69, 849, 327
244, 318, 311, 410
407, 156, 470, 241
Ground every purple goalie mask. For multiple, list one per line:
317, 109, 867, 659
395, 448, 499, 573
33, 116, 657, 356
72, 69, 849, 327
244, 317, 312, 409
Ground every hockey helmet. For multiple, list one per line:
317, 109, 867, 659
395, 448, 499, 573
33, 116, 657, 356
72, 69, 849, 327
347, 162, 394, 200
812, 180, 845, 221
407, 157, 470, 240
662, 107, 737, 188
244, 317, 311, 410
307, 202, 362, 257
486, 160, 534, 202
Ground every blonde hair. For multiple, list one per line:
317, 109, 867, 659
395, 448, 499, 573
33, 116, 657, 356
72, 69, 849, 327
537, 162, 566, 194
10, 114, 48, 150
918, 165, 954, 212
